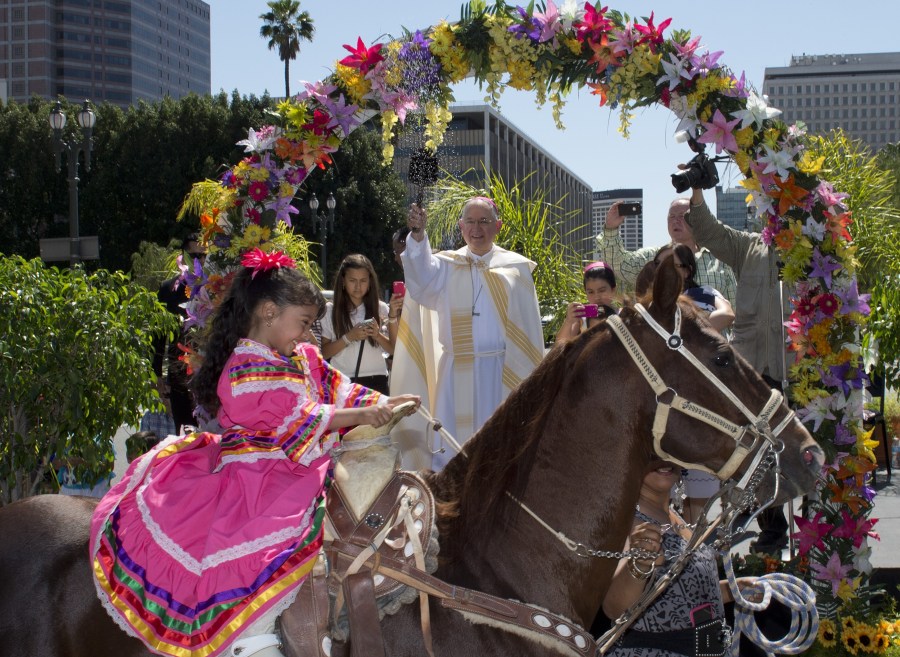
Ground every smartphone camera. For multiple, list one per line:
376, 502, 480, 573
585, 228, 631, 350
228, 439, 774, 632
393, 281, 406, 296
618, 202, 642, 217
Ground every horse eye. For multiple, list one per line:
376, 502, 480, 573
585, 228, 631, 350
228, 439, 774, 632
713, 353, 732, 368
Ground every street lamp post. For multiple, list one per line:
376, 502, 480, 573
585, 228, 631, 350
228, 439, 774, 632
49, 99, 96, 264
309, 192, 337, 279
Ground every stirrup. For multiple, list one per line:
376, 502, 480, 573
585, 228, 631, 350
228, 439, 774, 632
231, 634, 284, 657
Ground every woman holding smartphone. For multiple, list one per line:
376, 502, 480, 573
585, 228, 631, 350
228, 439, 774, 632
554, 260, 618, 346
320, 254, 394, 394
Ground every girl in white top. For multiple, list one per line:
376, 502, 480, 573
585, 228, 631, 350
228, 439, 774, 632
320, 254, 397, 394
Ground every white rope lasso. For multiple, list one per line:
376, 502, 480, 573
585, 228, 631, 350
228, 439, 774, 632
723, 552, 818, 656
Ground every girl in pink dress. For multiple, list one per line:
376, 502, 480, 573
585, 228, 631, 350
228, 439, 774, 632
90, 250, 418, 657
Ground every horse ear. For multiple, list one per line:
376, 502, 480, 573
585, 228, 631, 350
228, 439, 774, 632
651, 257, 683, 319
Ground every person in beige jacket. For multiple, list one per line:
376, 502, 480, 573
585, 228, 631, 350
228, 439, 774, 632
685, 185, 792, 554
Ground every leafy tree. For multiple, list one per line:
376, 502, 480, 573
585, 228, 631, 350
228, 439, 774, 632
424, 172, 585, 341
0, 93, 278, 271
0, 256, 178, 504
0, 98, 65, 257
259, 0, 315, 98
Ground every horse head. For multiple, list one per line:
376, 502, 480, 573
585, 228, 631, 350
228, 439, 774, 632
626, 258, 823, 507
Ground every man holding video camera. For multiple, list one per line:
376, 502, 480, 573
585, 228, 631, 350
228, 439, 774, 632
683, 177, 792, 555
596, 199, 736, 306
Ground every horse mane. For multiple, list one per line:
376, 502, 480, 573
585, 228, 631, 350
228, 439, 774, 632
429, 316, 618, 560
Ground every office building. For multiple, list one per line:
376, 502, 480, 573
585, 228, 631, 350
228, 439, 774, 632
393, 104, 593, 258
763, 52, 900, 152
0, 0, 211, 108
715, 185, 757, 232
591, 188, 644, 253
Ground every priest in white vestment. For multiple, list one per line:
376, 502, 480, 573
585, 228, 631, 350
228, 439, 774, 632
390, 196, 545, 471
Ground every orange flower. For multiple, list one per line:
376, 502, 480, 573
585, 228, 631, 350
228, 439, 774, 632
774, 228, 796, 250
200, 209, 225, 243
835, 454, 877, 489
826, 211, 853, 243
826, 479, 870, 514
177, 343, 198, 376
586, 81, 609, 107
275, 137, 303, 163
770, 174, 810, 216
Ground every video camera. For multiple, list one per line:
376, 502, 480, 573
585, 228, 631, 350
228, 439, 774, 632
670, 134, 721, 193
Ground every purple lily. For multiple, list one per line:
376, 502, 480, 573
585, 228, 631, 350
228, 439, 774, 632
321, 93, 360, 138
834, 277, 871, 317
509, 7, 543, 42
266, 194, 300, 227
809, 247, 842, 289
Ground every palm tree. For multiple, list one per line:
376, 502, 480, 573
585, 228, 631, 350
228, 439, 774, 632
259, 0, 315, 98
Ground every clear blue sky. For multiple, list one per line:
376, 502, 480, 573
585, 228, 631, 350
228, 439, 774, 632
208, 1, 900, 246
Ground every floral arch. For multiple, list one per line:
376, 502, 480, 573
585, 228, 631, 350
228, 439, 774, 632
180, 1, 885, 648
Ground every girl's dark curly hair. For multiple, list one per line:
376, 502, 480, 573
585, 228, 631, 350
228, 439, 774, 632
330, 254, 383, 347
191, 267, 325, 415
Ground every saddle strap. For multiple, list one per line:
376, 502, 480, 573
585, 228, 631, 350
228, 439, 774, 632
279, 556, 331, 657
343, 568, 387, 657
329, 540, 596, 657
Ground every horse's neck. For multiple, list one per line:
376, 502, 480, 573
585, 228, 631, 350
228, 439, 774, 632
441, 409, 646, 627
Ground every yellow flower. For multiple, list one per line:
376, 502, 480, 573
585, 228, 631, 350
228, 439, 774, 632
837, 576, 862, 604
818, 618, 837, 648
854, 427, 880, 464
246, 166, 269, 182
874, 634, 890, 651
843, 616, 858, 632
334, 63, 371, 105
854, 623, 877, 653
843, 627, 860, 655
734, 127, 755, 150
798, 151, 825, 175
809, 319, 834, 357
240, 224, 270, 248
423, 101, 453, 151
430, 22, 469, 83
380, 41, 404, 88
563, 36, 582, 56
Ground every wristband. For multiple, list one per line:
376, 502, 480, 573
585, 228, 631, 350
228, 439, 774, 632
388, 318, 398, 325
342, 334, 351, 346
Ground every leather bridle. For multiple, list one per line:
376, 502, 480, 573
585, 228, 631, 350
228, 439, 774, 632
606, 303, 795, 481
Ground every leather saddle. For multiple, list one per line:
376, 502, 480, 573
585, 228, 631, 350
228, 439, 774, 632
280, 402, 437, 657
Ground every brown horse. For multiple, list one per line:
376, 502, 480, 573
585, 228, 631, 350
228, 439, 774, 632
0, 261, 822, 657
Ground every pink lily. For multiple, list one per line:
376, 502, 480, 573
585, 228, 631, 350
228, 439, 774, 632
791, 512, 832, 555
809, 551, 852, 596
696, 109, 740, 154
831, 509, 879, 549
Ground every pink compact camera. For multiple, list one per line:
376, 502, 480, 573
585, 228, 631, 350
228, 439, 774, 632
393, 281, 406, 296
581, 304, 599, 318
